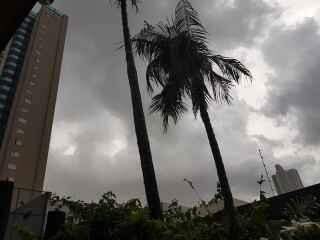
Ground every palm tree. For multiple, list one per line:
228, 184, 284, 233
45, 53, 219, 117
133, 0, 251, 237
112, 0, 162, 219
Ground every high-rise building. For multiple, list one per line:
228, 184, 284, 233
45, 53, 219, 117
272, 164, 304, 195
0, 6, 68, 193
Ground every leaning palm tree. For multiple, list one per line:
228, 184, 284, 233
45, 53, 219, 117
133, 0, 251, 237
111, 0, 162, 219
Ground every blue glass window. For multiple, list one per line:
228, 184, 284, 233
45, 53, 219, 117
0, 85, 10, 91
7, 62, 17, 68
8, 54, 19, 60
11, 48, 22, 54
0, 94, 7, 100
2, 77, 13, 83
4, 69, 15, 75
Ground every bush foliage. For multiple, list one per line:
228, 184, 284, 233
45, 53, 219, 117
17, 193, 320, 240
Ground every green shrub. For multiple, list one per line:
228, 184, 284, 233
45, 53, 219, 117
280, 222, 320, 240
47, 193, 320, 240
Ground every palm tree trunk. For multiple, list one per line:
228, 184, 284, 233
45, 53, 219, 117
199, 106, 239, 239
119, 0, 162, 219
0, 0, 38, 52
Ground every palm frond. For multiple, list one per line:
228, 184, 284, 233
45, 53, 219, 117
210, 55, 252, 83
208, 71, 234, 104
188, 76, 211, 115
174, 0, 205, 33
133, 21, 170, 60
145, 57, 167, 93
129, 0, 140, 11
110, 0, 140, 11
150, 83, 187, 131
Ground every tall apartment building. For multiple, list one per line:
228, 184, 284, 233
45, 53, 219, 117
272, 164, 304, 195
0, 6, 68, 193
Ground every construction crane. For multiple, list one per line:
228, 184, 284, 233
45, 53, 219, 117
183, 178, 204, 204
258, 148, 276, 196
257, 174, 266, 200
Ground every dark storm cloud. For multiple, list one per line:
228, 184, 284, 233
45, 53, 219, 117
46, 97, 271, 205
262, 18, 320, 146
198, 0, 280, 50
52, 0, 280, 123
43, 0, 285, 205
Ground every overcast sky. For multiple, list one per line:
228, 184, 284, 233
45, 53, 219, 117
42, 0, 320, 206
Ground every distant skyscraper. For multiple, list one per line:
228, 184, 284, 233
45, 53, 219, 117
0, 6, 68, 192
272, 164, 304, 195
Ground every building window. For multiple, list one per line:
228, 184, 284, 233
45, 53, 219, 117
16, 129, 25, 134
0, 94, 7, 100
25, 17, 32, 23
30, 81, 36, 86
21, 108, 29, 113
36, 58, 40, 63
18, 118, 27, 124
15, 139, 23, 146
26, 89, 32, 95
32, 74, 37, 78
17, 28, 27, 34
4, 69, 15, 75
11, 152, 20, 158
25, 98, 32, 104
1, 85, 10, 91
16, 35, 25, 40
8, 177, 15, 182
8, 163, 17, 170
11, 48, 22, 53
2, 77, 13, 83
7, 62, 17, 67
0, 103, 5, 109
8, 55, 19, 60
21, 22, 29, 29
14, 41, 23, 47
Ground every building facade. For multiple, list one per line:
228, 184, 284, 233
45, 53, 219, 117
0, 7, 68, 193
272, 164, 304, 195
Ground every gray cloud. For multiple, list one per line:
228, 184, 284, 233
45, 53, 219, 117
199, 0, 280, 50
263, 18, 320, 145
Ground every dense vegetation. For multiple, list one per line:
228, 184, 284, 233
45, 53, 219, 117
17, 193, 320, 240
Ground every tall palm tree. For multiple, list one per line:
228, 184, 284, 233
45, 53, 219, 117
133, 0, 252, 237
112, 0, 162, 219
